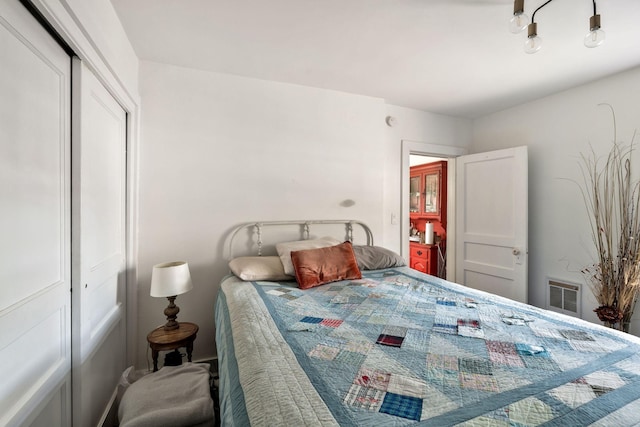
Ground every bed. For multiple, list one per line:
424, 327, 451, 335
215, 220, 640, 426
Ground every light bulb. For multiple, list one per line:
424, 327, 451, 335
524, 22, 541, 54
584, 29, 605, 48
584, 15, 605, 48
524, 35, 542, 54
509, 13, 530, 34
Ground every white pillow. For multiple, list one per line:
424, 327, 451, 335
229, 256, 292, 281
276, 236, 342, 276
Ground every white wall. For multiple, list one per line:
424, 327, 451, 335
66, 0, 138, 95
472, 66, 640, 335
136, 61, 470, 367
382, 105, 472, 252
36, 0, 139, 103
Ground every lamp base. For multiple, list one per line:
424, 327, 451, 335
163, 295, 181, 331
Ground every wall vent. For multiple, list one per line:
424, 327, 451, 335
547, 278, 581, 317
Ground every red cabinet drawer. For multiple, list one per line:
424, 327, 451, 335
410, 245, 428, 260
410, 243, 438, 276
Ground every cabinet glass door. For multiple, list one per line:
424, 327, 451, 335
423, 172, 439, 213
410, 175, 420, 213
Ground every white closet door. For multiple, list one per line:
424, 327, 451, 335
455, 146, 528, 303
72, 59, 128, 426
0, 1, 71, 426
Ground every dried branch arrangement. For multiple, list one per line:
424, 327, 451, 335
579, 105, 640, 332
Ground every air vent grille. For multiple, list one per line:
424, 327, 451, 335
547, 278, 581, 317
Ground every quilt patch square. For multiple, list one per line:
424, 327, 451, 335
377, 334, 404, 347
436, 297, 456, 306
320, 318, 343, 328
404, 329, 431, 352
548, 383, 597, 408
458, 325, 485, 339
368, 314, 392, 325
334, 350, 366, 366
528, 324, 565, 340
354, 368, 391, 390
379, 392, 423, 421
308, 344, 340, 360
489, 352, 525, 368
568, 339, 608, 352
300, 316, 323, 324
427, 353, 459, 371
459, 372, 499, 392
458, 319, 480, 328
508, 397, 555, 425
330, 295, 351, 304
331, 294, 365, 304
343, 384, 385, 411
559, 329, 594, 341
426, 366, 460, 389
345, 340, 374, 354
486, 340, 518, 355
388, 375, 428, 398
583, 371, 626, 390
521, 356, 560, 371
433, 316, 457, 334
459, 358, 493, 375
457, 319, 484, 338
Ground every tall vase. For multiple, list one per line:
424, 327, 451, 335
620, 311, 632, 333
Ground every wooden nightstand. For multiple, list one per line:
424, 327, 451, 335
147, 321, 199, 372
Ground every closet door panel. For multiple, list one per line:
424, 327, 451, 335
72, 59, 127, 427
0, 1, 71, 426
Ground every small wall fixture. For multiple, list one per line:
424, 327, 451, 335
510, 0, 605, 54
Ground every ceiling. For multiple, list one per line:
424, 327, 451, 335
110, 0, 640, 119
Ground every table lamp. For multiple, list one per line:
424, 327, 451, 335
150, 261, 193, 331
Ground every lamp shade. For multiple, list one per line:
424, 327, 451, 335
150, 261, 193, 297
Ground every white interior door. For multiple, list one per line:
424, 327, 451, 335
0, 1, 71, 425
72, 59, 128, 426
455, 146, 528, 303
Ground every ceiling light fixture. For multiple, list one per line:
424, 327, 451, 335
584, 1, 605, 48
509, 0, 529, 34
511, 0, 605, 54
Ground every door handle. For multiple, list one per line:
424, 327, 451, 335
512, 248, 523, 265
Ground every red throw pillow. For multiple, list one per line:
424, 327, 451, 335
290, 241, 362, 290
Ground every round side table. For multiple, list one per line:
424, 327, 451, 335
147, 321, 199, 372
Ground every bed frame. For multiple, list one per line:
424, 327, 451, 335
224, 219, 374, 260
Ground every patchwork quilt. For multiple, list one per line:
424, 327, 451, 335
215, 267, 640, 426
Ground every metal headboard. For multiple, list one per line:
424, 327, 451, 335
224, 220, 374, 260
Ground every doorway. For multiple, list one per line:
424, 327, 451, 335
400, 140, 467, 282
409, 155, 448, 278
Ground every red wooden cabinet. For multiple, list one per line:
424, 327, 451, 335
410, 242, 438, 276
409, 161, 447, 226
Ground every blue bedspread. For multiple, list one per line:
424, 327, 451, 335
216, 267, 640, 426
